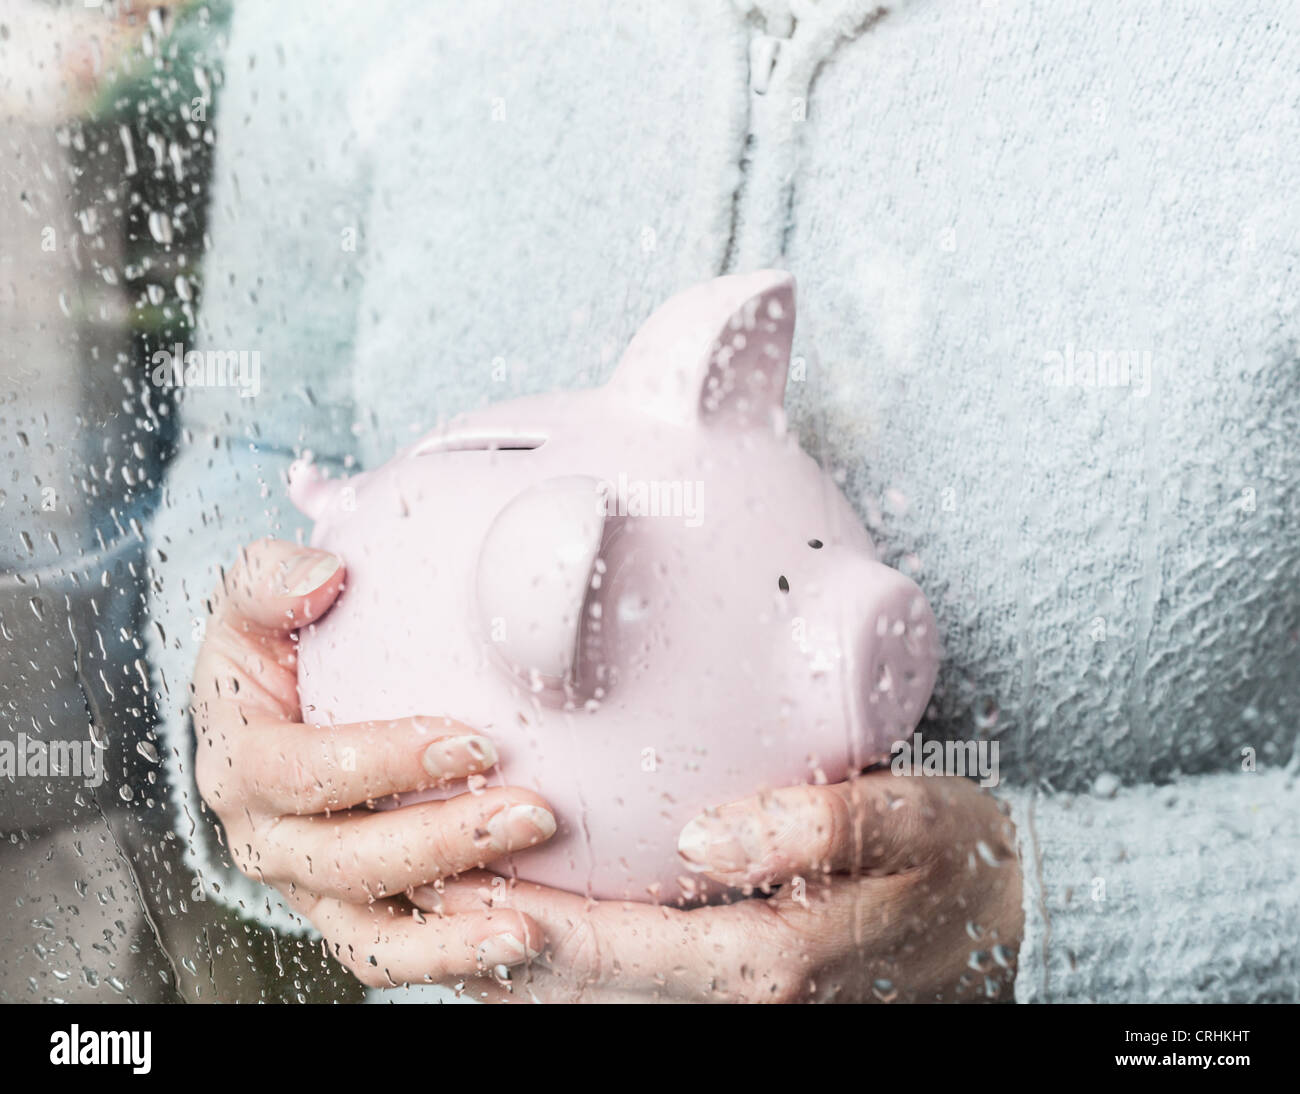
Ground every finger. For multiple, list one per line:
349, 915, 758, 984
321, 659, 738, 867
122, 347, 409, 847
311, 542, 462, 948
251, 789, 557, 900
209, 536, 345, 636
191, 539, 346, 724
675, 772, 956, 886
285, 890, 545, 990
237, 712, 499, 815
410, 874, 780, 1002
407, 870, 504, 915
195, 706, 502, 817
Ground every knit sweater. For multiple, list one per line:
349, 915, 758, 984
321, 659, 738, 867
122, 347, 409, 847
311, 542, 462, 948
145, 0, 1300, 1001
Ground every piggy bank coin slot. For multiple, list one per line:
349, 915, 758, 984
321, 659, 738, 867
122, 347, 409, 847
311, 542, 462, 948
414, 430, 547, 455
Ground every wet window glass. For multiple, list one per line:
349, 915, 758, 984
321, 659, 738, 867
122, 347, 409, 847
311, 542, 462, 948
1, 0, 1295, 1011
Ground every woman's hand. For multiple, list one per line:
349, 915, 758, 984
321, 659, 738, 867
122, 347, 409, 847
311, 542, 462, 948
411, 772, 1023, 1002
190, 537, 555, 988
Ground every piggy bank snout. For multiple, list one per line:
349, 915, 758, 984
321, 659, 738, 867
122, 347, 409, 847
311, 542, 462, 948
793, 550, 940, 758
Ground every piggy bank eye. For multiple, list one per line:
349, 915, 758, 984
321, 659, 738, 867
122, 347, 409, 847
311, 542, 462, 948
808, 538, 823, 549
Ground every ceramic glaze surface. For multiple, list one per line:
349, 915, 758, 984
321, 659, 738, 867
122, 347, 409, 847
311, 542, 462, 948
291, 271, 939, 901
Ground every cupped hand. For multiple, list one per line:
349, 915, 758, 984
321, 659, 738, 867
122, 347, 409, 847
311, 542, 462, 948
411, 771, 1023, 1003
190, 537, 555, 987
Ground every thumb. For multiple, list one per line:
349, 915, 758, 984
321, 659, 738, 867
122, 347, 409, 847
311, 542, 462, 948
209, 536, 345, 635
676, 773, 945, 887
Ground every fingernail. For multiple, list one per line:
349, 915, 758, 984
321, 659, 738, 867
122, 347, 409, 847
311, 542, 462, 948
677, 811, 764, 872
423, 735, 497, 779
475, 931, 540, 968
486, 804, 556, 852
409, 885, 444, 913
283, 551, 342, 597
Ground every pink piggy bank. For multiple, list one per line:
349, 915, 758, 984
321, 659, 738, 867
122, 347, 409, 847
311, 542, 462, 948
290, 270, 939, 903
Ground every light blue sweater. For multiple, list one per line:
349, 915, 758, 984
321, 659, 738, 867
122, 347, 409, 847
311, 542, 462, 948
146, 0, 1299, 1001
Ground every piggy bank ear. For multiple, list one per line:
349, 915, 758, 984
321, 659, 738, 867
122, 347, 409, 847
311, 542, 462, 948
288, 458, 352, 521
476, 475, 617, 701
609, 270, 794, 429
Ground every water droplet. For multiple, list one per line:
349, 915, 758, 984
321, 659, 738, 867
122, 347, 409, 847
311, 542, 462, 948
147, 210, 173, 245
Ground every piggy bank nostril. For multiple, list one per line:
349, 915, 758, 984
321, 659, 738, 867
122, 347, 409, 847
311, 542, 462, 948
807, 538, 823, 549
778, 575, 790, 593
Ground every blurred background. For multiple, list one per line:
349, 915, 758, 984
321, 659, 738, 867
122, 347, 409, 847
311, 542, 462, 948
0, 0, 358, 1003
